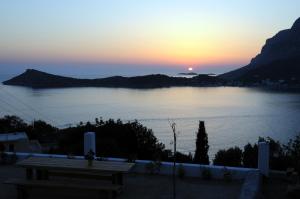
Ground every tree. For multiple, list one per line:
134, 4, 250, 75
194, 121, 209, 164
284, 134, 300, 174
260, 137, 288, 170
243, 143, 258, 168
58, 119, 165, 160
213, 147, 243, 167
26, 120, 58, 143
0, 115, 27, 133
170, 122, 178, 199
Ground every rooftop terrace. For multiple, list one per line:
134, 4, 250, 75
0, 165, 242, 199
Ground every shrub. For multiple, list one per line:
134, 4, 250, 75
213, 146, 242, 167
260, 137, 289, 171
243, 143, 258, 168
285, 134, 300, 175
0, 116, 191, 164
58, 119, 165, 161
0, 115, 27, 132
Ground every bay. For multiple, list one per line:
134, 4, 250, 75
1, 75, 300, 158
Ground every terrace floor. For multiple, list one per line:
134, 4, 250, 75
0, 165, 242, 199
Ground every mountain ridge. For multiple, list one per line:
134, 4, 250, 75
220, 17, 300, 81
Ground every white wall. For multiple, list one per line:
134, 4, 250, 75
7, 152, 257, 180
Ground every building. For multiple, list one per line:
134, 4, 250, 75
0, 132, 41, 153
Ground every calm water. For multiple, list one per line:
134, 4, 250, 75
1, 75, 300, 157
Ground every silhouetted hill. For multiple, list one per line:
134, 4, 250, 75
3, 69, 224, 88
178, 72, 198, 76
220, 17, 300, 83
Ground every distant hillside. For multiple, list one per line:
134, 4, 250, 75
178, 72, 198, 76
2, 69, 224, 88
220, 17, 300, 83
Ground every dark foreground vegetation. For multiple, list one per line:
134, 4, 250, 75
1, 115, 299, 174
213, 136, 300, 173
0, 115, 192, 163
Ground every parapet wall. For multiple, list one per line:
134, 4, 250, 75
6, 152, 257, 180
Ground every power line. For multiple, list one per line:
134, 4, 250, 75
0, 87, 59, 126
0, 97, 32, 123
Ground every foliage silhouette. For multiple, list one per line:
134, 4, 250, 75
0, 115, 192, 162
213, 147, 243, 167
243, 143, 258, 168
194, 121, 209, 164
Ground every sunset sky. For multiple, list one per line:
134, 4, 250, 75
0, 0, 299, 76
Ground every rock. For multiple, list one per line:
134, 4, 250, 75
220, 17, 300, 81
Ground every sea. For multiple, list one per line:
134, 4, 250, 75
1, 74, 300, 158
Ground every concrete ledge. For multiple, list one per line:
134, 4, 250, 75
5, 152, 257, 179
132, 161, 257, 179
239, 171, 262, 199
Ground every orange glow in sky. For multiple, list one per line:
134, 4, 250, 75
0, 0, 299, 73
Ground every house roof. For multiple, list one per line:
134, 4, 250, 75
0, 132, 28, 142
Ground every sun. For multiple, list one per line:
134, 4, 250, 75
188, 67, 193, 71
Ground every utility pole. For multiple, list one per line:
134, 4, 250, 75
170, 122, 177, 199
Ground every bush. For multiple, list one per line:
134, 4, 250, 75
213, 147, 242, 167
243, 143, 258, 168
0, 116, 167, 162
201, 168, 212, 180
260, 137, 289, 171
0, 115, 27, 132
58, 119, 165, 161
285, 134, 300, 175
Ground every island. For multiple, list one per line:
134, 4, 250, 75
3, 17, 300, 90
2, 69, 224, 89
178, 72, 198, 76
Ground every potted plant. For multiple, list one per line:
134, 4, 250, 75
85, 149, 95, 167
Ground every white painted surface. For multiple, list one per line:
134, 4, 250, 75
84, 132, 96, 156
8, 152, 257, 180
239, 171, 261, 199
258, 142, 269, 177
